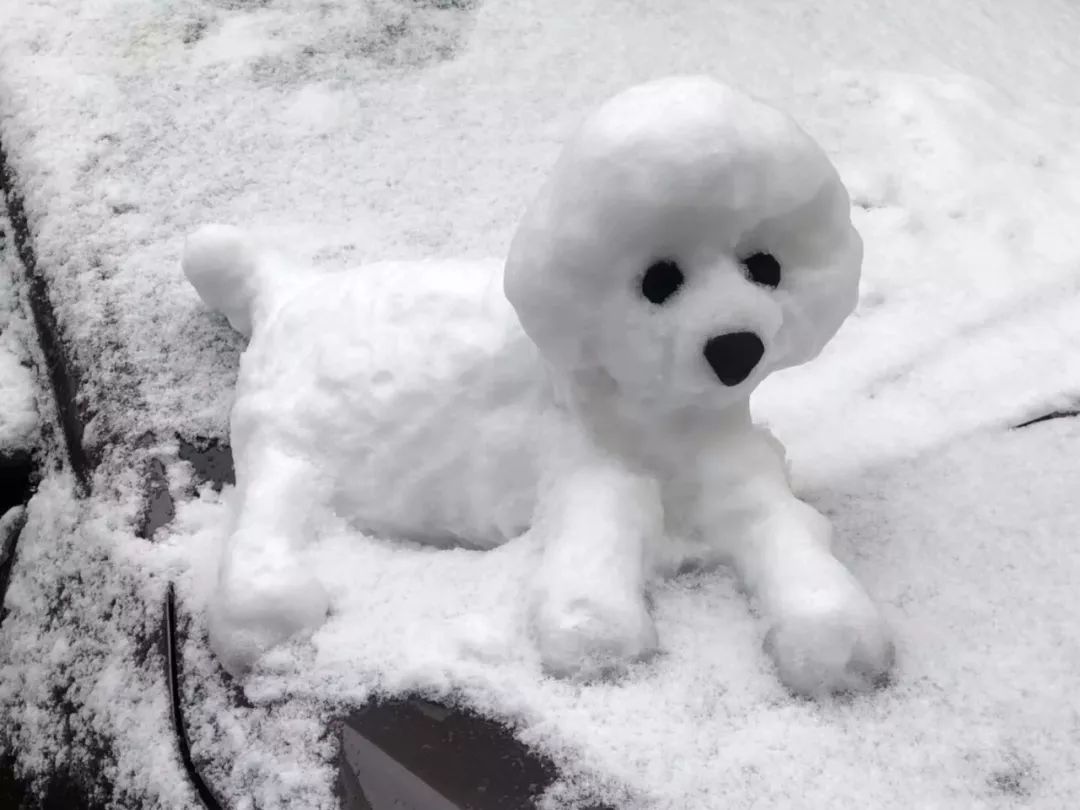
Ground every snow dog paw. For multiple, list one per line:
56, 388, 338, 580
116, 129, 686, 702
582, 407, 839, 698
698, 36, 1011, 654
533, 592, 658, 680
764, 587, 894, 697
208, 563, 330, 677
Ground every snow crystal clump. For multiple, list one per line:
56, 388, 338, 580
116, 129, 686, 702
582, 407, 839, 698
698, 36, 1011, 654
0, 225, 38, 456
0, 342, 37, 456
182, 76, 889, 695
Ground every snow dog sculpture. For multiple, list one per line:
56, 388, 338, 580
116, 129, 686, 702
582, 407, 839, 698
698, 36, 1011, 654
183, 76, 893, 695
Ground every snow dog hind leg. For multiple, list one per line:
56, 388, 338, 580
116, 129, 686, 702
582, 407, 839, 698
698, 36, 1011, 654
209, 439, 331, 676
183, 226, 330, 675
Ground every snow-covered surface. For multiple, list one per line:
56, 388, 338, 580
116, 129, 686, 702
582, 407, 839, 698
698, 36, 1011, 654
0, 217, 38, 456
186, 77, 888, 692
1, 1, 1079, 808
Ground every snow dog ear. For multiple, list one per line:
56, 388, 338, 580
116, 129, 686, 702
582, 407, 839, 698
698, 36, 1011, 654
503, 182, 598, 372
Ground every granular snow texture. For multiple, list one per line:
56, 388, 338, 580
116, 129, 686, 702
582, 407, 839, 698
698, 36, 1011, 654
1, 1, 1079, 808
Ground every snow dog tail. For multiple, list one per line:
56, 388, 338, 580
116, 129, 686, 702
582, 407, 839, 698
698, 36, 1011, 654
182, 224, 275, 338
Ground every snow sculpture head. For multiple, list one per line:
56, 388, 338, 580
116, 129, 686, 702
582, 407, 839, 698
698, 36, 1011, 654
505, 76, 862, 415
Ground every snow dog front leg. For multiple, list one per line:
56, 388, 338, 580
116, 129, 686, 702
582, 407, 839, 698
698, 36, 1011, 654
695, 428, 894, 696
529, 423, 662, 679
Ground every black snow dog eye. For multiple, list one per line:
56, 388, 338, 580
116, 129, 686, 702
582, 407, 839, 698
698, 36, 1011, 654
742, 252, 781, 288
641, 259, 684, 305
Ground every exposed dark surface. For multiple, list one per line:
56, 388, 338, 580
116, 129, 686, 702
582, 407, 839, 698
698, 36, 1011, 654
0, 757, 105, 810
0, 449, 103, 808
164, 584, 224, 810
339, 699, 562, 810
0, 449, 34, 517
139, 456, 175, 539
1013, 409, 1080, 429
178, 436, 235, 490
0, 145, 91, 496
140, 437, 234, 540
161, 599, 582, 810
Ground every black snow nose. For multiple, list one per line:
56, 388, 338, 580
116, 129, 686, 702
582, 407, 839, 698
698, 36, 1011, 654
703, 332, 765, 386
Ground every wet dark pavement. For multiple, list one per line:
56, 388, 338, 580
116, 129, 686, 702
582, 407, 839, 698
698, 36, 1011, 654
339, 699, 566, 810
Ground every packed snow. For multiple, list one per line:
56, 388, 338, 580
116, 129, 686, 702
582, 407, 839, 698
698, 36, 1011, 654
1, 0, 1080, 809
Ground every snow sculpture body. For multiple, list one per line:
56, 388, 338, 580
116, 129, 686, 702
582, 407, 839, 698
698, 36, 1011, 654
183, 76, 893, 695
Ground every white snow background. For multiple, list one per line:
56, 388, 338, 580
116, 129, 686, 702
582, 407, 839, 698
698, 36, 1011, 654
2, 0, 1080, 808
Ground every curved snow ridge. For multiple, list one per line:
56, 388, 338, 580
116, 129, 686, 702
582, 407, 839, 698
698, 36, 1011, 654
818, 72, 1079, 213
756, 72, 1080, 481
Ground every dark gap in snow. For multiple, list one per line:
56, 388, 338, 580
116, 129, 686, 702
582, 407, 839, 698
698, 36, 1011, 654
0, 145, 91, 496
0, 450, 36, 627
1012, 409, 1080, 429
139, 456, 175, 540
338, 699, 614, 810
164, 583, 225, 810
177, 436, 235, 491
0, 449, 34, 515
139, 437, 232, 539
0, 755, 106, 810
